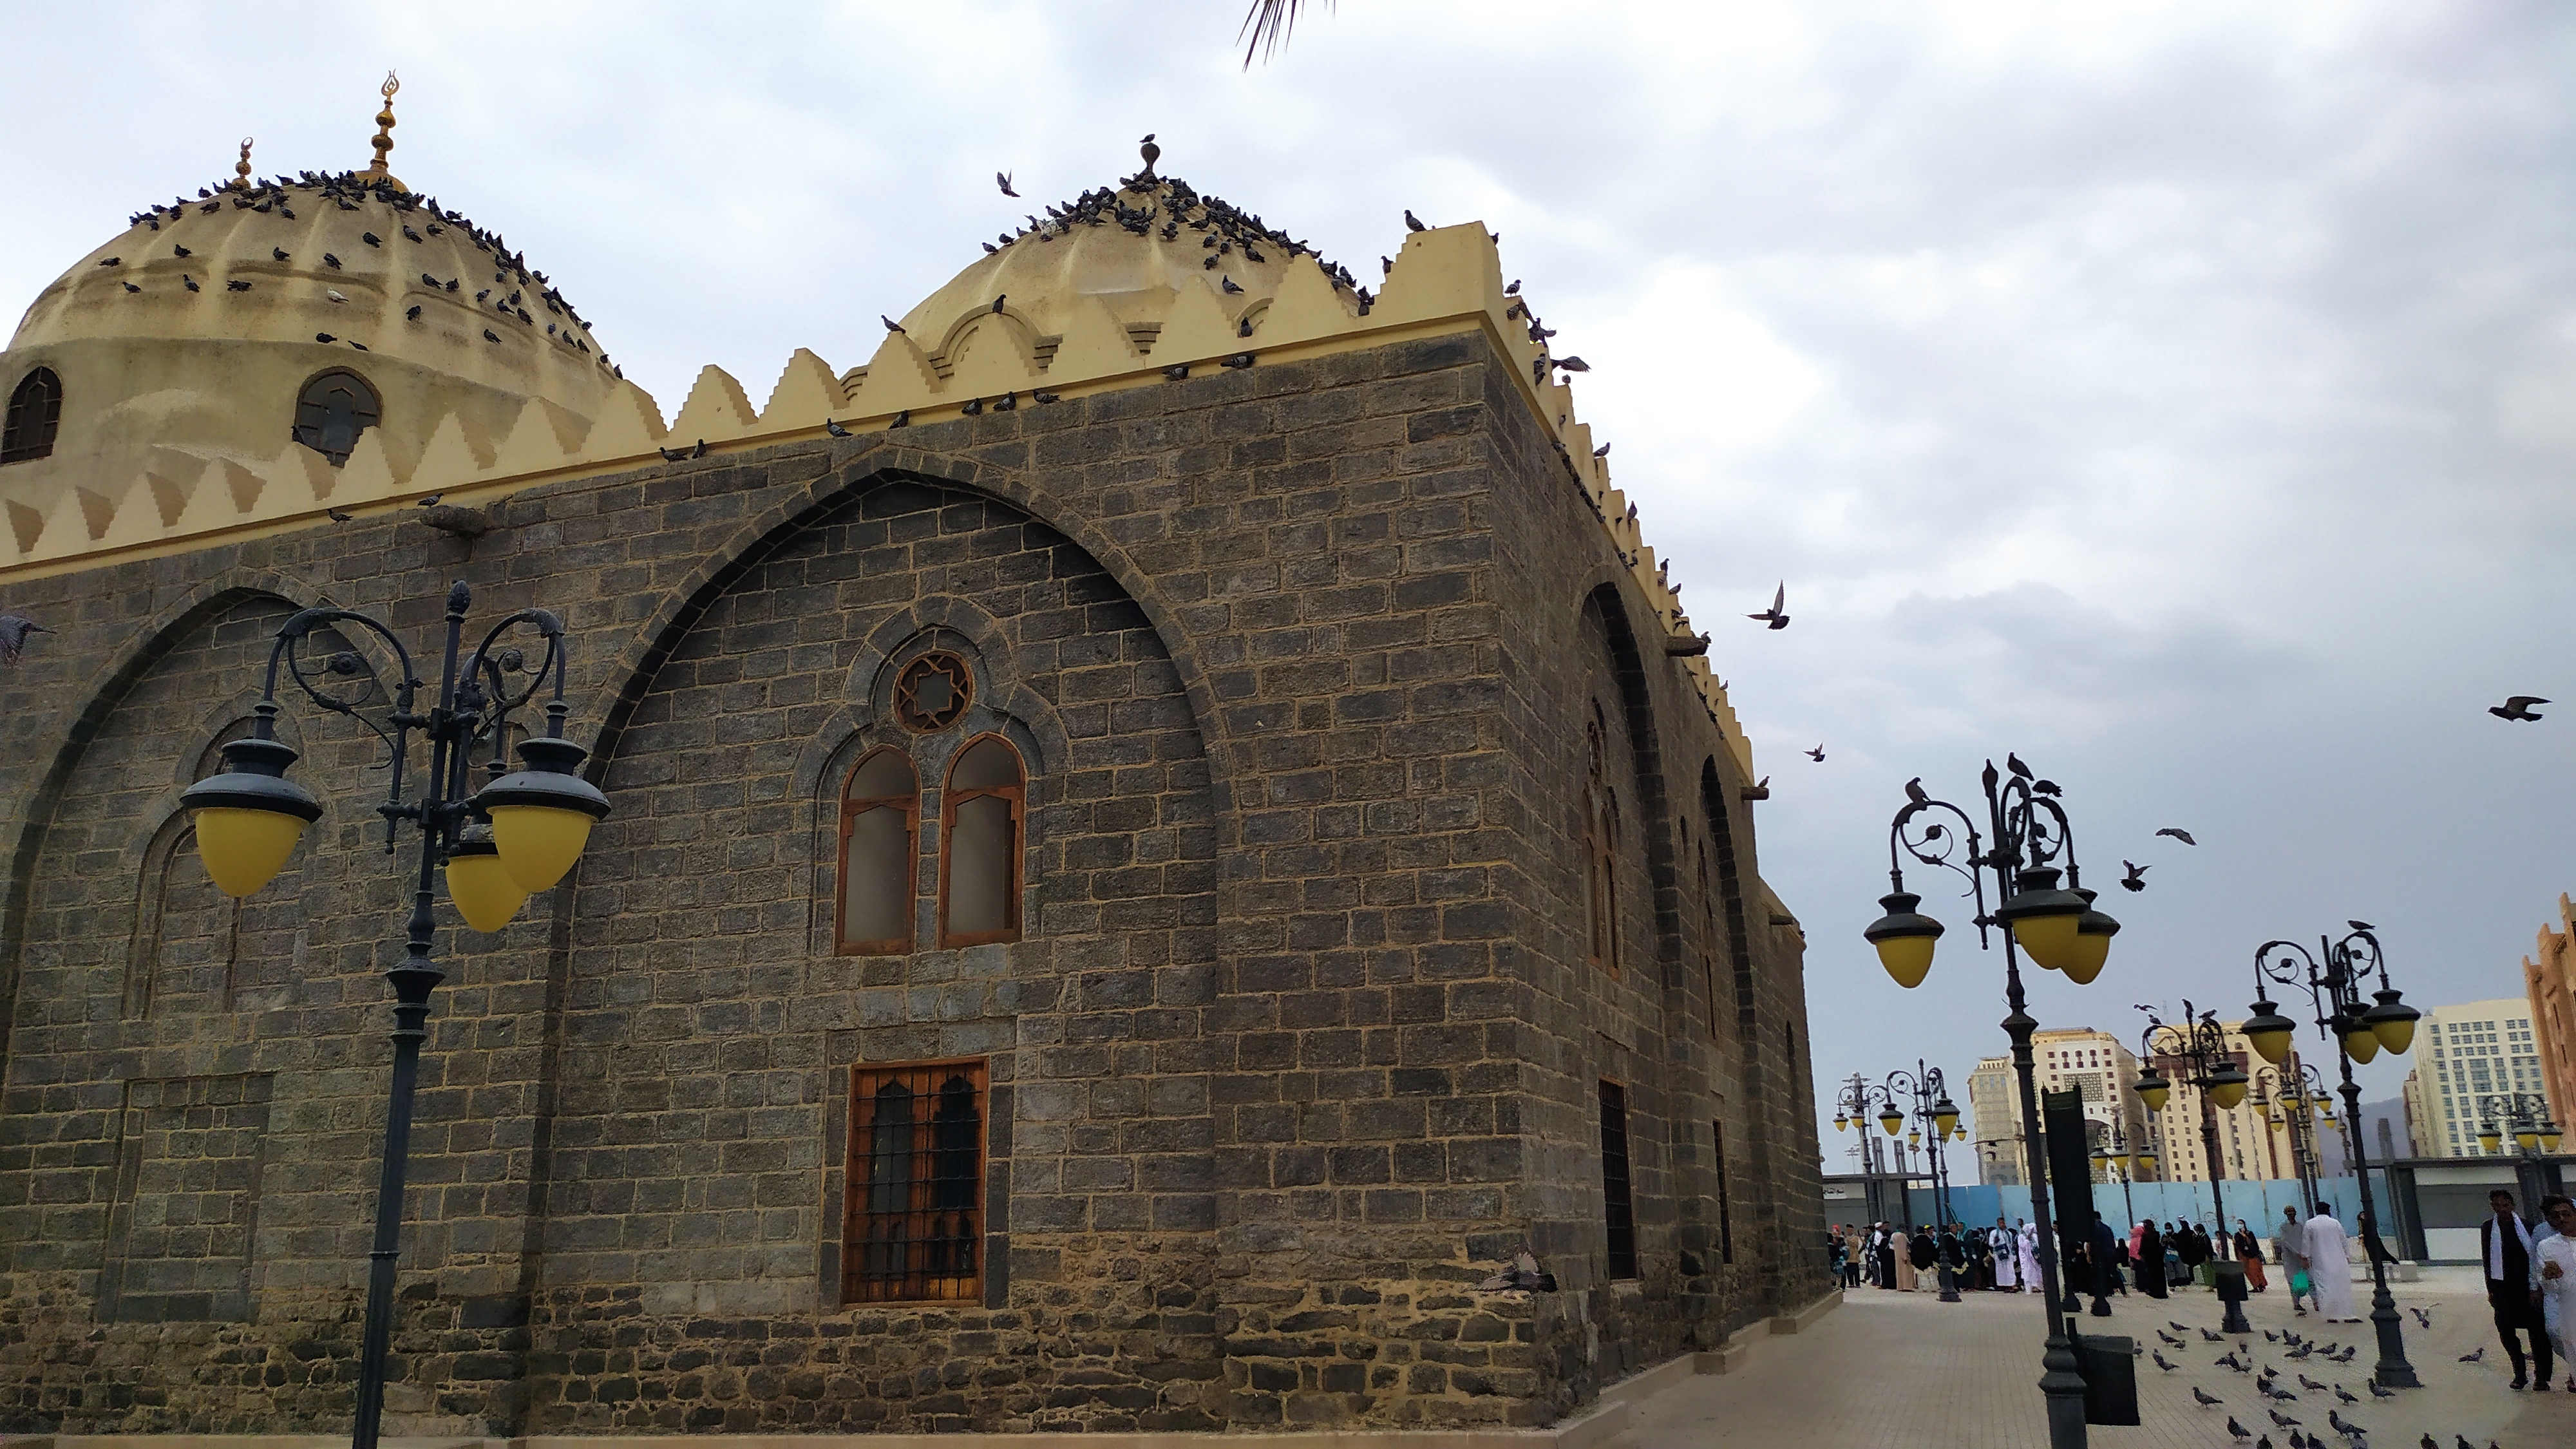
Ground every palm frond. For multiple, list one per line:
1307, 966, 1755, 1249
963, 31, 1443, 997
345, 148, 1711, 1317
1239, 0, 1332, 68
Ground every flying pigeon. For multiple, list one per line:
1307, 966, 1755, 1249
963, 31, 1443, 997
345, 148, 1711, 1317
1805, 744, 1824, 762
2121, 860, 2148, 892
1748, 583, 1789, 629
996, 171, 1019, 198
0, 615, 48, 665
2156, 828, 2197, 846
2488, 696, 2546, 721
1473, 1249, 1557, 1293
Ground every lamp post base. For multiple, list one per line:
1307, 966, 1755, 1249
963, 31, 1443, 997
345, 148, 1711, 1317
1938, 1265, 1960, 1303
2213, 1261, 2251, 1337
2367, 1282, 2419, 1388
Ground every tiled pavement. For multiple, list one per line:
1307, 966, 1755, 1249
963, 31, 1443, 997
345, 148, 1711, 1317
1608, 1268, 2576, 1448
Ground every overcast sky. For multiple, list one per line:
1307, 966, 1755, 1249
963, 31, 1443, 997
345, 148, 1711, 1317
7, 2, 2573, 1182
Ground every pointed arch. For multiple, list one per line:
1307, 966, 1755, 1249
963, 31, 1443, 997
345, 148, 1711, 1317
939, 734, 1025, 948
837, 748, 920, 955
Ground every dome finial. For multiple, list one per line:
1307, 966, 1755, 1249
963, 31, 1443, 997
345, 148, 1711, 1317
232, 137, 254, 191
356, 70, 404, 191
1138, 133, 1160, 182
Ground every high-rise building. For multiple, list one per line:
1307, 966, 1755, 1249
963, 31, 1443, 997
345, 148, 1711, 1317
1964, 1029, 2150, 1186
2408, 998, 2550, 1157
2141, 1021, 2309, 1184
2524, 896, 2576, 1135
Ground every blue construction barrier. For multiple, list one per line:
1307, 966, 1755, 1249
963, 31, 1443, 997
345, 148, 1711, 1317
1905, 1177, 2373, 1235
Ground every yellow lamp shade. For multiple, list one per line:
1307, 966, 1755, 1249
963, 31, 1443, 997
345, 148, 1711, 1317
1935, 1106, 1960, 1138
487, 804, 597, 893
2242, 999, 2298, 1066
474, 734, 612, 893
1834, 1114, 1850, 1132
445, 838, 529, 933
2011, 912, 2081, 972
2477, 1126, 2502, 1153
1864, 891, 1943, 989
2206, 1072, 2249, 1111
2514, 1126, 2540, 1151
2544, 1128, 2564, 1151
2364, 990, 2418, 1056
2134, 1075, 2170, 1113
178, 732, 323, 899
1953, 1126, 1967, 1142
192, 806, 313, 898
2338, 1024, 2380, 1065
2062, 889, 2117, 985
1908, 1130, 1921, 1147
1879, 1108, 1904, 1137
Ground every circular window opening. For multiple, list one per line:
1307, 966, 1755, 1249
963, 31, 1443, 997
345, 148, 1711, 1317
894, 652, 972, 733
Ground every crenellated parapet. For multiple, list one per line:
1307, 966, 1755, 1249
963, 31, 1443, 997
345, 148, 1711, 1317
0, 202, 1750, 781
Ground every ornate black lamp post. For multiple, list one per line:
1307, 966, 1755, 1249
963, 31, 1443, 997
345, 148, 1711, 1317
1832, 1073, 1900, 1229
2245, 927, 2422, 1388
1862, 757, 2120, 1449
1837, 1065, 1965, 1300
2249, 1061, 2331, 1217
2088, 1119, 2141, 1228
2129, 1003, 2253, 1334
177, 582, 611, 1449
2470, 1090, 2564, 1212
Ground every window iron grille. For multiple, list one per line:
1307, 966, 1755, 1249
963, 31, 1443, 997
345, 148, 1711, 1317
844, 1059, 987, 1303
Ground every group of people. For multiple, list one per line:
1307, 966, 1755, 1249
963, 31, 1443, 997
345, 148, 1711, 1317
1828, 1218, 2049, 1293
1829, 1202, 2376, 1318
2483, 1189, 2576, 1392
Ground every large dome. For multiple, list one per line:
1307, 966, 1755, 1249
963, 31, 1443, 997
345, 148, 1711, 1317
890, 159, 1366, 376
1, 159, 623, 528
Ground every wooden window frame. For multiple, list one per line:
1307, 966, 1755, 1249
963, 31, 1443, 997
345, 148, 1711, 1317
835, 746, 919, 956
3, 367, 62, 464
938, 734, 1024, 949
893, 651, 974, 734
1600, 1079, 1638, 1280
842, 1057, 989, 1305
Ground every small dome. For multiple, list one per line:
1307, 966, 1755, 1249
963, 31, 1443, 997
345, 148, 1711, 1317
1, 164, 623, 514
898, 162, 1365, 354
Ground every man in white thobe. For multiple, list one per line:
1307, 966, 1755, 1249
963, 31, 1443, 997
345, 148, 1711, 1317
2017, 1219, 2042, 1293
1991, 1220, 2020, 1290
2304, 1202, 2358, 1323
2534, 1195, 2576, 1391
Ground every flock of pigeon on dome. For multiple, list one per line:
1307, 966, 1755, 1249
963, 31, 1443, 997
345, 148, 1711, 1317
107, 167, 616, 377
989, 139, 1372, 310
985, 139, 1590, 386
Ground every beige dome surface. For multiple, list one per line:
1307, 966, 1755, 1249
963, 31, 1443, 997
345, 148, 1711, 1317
1, 170, 622, 534
882, 171, 1365, 392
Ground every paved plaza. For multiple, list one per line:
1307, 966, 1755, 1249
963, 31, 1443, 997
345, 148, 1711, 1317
1607, 1267, 2576, 1448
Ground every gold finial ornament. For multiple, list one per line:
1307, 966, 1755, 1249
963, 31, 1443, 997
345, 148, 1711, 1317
233, 137, 254, 190
357, 70, 404, 190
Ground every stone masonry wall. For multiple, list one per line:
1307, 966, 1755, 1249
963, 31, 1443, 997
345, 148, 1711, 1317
0, 328, 1821, 1436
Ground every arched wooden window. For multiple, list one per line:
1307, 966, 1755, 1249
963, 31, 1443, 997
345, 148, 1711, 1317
2, 367, 62, 464
291, 368, 381, 466
1582, 714, 1619, 975
837, 748, 918, 954
940, 735, 1024, 947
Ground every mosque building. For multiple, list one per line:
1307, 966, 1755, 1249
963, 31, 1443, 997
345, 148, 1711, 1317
0, 84, 1829, 1438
